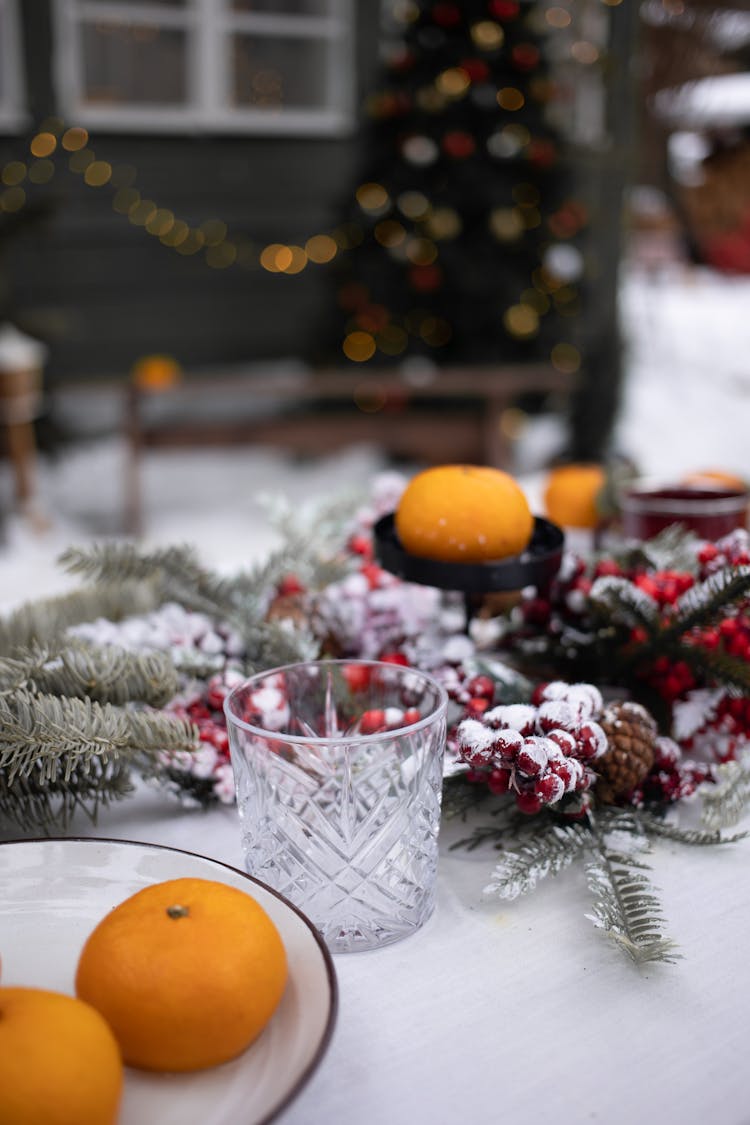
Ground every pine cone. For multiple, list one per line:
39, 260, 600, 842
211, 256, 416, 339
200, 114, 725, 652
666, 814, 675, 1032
595, 701, 659, 804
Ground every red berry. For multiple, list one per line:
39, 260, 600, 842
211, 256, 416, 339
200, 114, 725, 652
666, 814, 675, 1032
359, 709, 386, 734
517, 738, 548, 777
278, 574, 305, 596
348, 534, 373, 558
535, 774, 565, 804
403, 707, 422, 725
380, 651, 409, 667
344, 664, 371, 692
465, 698, 490, 717
360, 563, 386, 589
488, 768, 512, 795
466, 675, 495, 700
515, 791, 543, 815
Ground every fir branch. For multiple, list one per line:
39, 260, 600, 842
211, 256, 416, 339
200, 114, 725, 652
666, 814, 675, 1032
482, 820, 590, 899
0, 755, 134, 832
0, 642, 180, 707
700, 761, 750, 831
620, 526, 700, 575
442, 774, 494, 822
589, 576, 660, 634
662, 643, 750, 696
0, 690, 198, 784
665, 566, 750, 642
636, 810, 749, 846
0, 582, 157, 655
585, 809, 681, 965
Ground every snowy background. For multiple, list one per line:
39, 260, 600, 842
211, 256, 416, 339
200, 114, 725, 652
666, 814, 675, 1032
1, 264, 749, 612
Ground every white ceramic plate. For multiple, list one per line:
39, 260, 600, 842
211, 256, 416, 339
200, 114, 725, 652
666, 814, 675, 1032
0, 837, 337, 1125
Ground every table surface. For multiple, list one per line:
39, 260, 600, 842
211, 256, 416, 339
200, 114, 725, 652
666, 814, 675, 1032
3, 781, 749, 1125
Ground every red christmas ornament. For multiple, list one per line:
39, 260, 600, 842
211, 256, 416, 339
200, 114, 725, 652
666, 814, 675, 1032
432, 2, 461, 27
512, 43, 541, 71
442, 130, 476, 159
408, 264, 443, 292
488, 0, 519, 19
528, 139, 557, 168
460, 58, 491, 83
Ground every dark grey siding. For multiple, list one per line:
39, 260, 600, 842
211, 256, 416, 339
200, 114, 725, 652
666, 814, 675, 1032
1, 2, 379, 384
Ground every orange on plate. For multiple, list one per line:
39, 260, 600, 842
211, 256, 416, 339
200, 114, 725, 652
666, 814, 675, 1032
394, 464, 533, 563
75, 877, 288, 1072
543, 463, 607, 529
0, 986, 123, 1125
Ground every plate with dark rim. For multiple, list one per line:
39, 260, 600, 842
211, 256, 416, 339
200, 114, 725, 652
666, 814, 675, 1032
373, 512, 564, 594
0, 837, 337, 1125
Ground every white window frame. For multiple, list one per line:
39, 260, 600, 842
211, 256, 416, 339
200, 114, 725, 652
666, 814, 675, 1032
53, 0, 355, 135
0, 0, 27, 132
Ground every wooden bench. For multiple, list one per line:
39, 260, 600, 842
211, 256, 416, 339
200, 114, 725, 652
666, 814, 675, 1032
124, 363, 576, 536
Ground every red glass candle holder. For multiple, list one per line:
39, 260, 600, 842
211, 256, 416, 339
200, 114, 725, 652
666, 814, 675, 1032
621, 485, 749, 541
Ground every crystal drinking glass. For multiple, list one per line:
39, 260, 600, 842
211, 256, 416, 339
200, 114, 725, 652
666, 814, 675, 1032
225, 660, 448, 954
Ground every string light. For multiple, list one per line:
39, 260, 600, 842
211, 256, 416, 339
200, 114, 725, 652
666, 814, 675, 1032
29, 132, 57, 158
0, 0, 589, 372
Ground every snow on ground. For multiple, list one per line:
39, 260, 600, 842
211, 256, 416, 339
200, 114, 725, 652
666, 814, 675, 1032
1, 265, 749, 612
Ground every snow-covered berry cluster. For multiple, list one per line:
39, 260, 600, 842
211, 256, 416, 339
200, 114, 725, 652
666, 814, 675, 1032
70, 601, 245, 665
456, 681, 608, 814
631, 736, 712, 806
697, 529, 750, 577
161, 669, 246, 805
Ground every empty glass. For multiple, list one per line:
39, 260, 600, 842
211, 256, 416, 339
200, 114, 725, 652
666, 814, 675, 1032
225, 660, 448, 953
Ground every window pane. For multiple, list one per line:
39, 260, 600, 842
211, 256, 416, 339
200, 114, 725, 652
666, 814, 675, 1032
232, 34, 331, 110
80, 22, 187, 105
231, 1, 332, 15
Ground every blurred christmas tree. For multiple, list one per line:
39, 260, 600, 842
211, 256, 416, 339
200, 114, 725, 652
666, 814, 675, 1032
321, 0, 588, 372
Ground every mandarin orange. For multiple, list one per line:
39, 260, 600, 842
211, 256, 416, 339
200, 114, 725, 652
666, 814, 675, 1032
75, 877, 287, 1072
543, 463, 607, 529
681, 469, 748, 491
394, 464, 533, 563
0, 986, 123, 1125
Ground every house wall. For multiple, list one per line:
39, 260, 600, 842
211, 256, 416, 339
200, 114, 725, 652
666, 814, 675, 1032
0, 2, 380, 384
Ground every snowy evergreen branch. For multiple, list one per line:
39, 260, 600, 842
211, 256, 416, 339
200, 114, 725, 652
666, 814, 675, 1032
666, 566, 750, 641
700, 761, 750, 830
585, 809, 681, 965
0, 690, 198, 785
636, 810, 749, 846
0, 754, 134, 831
621, 526, 700, 575
482, 820, 590, 899
0, 582, 157, 655
664, 644, 750, 696
589, 576, 660, 633
0, 642, 180, 707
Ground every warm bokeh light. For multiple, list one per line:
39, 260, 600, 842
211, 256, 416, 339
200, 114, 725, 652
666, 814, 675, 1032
503, 303, 540, 338
497, 87, 525, 111
305, 234, 338, 263
436, 68, 470, 97
1, 161, 26, 186
83, 161, 112, 187
343, 331, 377, 362
551, 343, 582, 374
29, 133, 57, 158
61, 127, 89, 152
356, 182, 390, 212
470, 20, 504, 49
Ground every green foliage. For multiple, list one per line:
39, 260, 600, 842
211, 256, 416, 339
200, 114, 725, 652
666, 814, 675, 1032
0, 689, 198, 832
482, 821, 590, 899
585, 809, 681, 965
0, 641, 180, 707
700, 761, 750, 831
0, 582, 157, 654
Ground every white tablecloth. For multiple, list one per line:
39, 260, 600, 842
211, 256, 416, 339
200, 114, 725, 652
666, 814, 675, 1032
4, 781, 750, 1125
